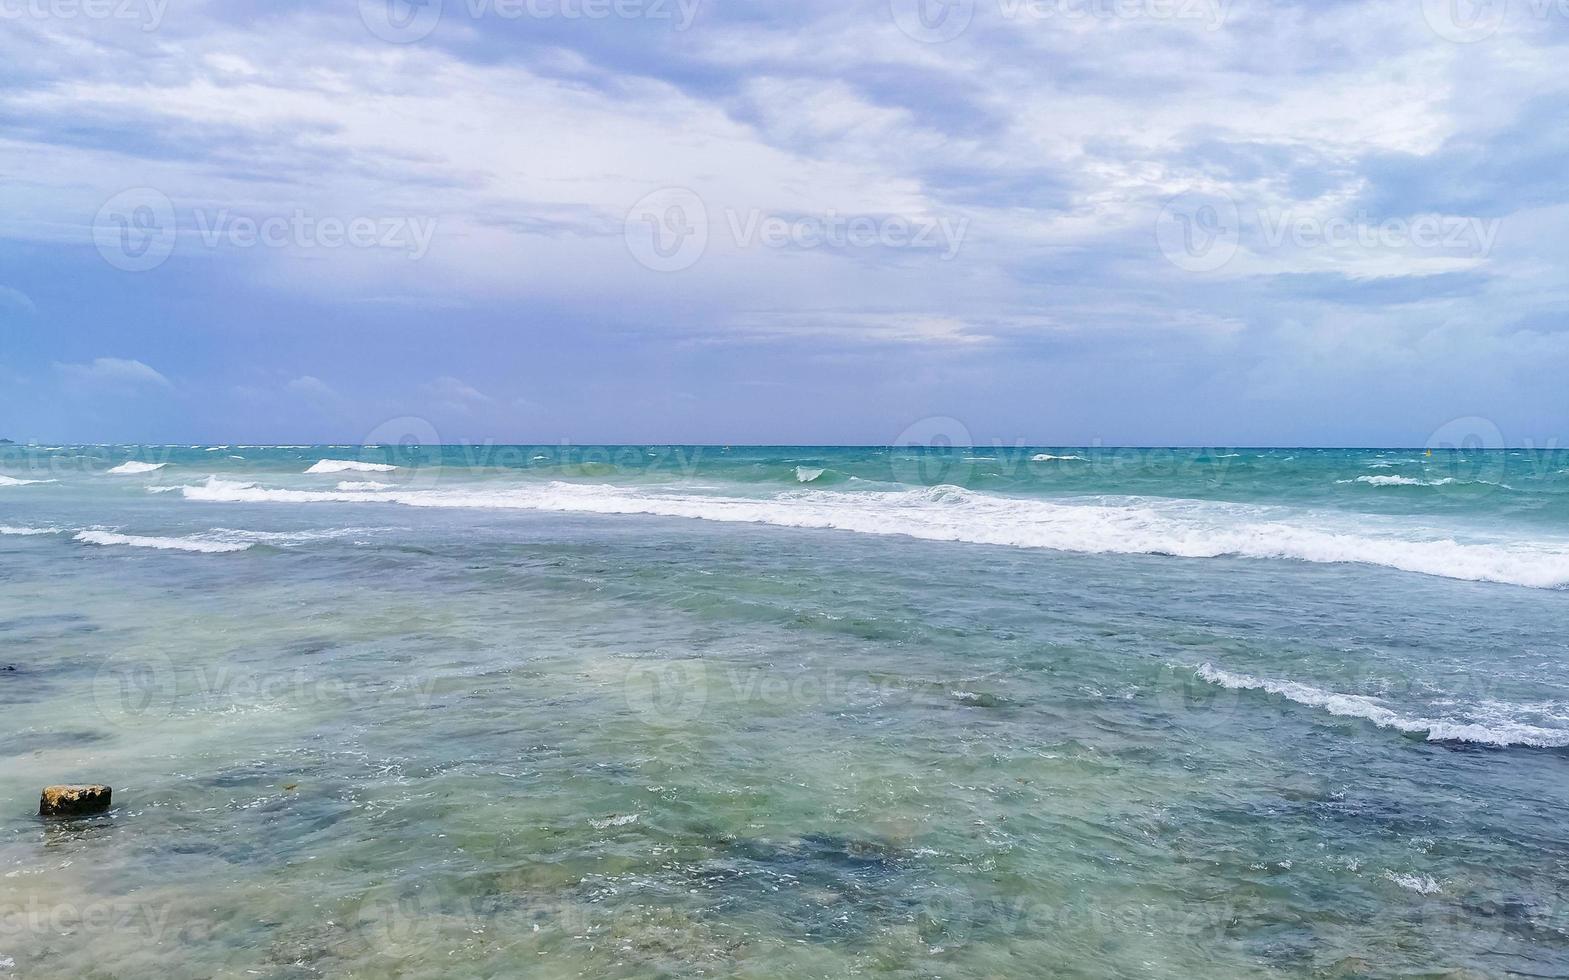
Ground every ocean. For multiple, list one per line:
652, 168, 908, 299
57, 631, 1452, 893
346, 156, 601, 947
2, 444, 1568, 977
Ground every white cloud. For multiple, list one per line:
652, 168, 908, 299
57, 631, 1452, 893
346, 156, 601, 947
286, 375, 339, 399
422, 375, 494, 415
55, 357, 171, 389
0, 285, 36, 315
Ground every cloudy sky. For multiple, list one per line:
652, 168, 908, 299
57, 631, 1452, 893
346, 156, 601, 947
1, 0, 1565, 445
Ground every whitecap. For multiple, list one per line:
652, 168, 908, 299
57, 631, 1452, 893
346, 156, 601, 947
209, 527, 371, 546
1345, 475, 1424, 486
1032, 454, 1085, 462
304, 459, 398, 474
0, 525, 59, 536
1382, 871, 1442, 895
74, 530, 253, 554
337, 481, 394, 491
107, 461, 166, 475
589, 813, 640, 829
175, 481, 1569, 589
795, 466, 826, 483
0, 475, 54, 487
1194, 664, 1569, 747
1341, 475, 1514, 490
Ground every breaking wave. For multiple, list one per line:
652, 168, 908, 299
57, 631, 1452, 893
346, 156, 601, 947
172, 480, 1569, 589
106, 461, 167, 475
305, 459, 398, 474
73, 530, 253, 554
1195, 664, 1569, 748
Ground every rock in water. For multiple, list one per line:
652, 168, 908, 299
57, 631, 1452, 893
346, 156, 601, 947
39, 785, 112, 818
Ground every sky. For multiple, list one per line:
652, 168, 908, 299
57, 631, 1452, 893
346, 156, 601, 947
0, 0, 1566, 446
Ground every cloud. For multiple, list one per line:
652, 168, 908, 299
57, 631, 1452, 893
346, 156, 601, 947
2, 2, 1567, 441
286, 375, 340, 399
0, 285, 36, 315
422, 375, 494, 415
55, 357, 171, 389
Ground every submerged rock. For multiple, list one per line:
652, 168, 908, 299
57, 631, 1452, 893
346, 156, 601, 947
39, 784, 112, 818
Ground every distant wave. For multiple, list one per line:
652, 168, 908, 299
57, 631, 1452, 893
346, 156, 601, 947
0, 525, 60, 536
1032, 454, 1085, 462
0, 475, 54, 487
1195, 664, 1569, 748
337, 480, 394, 491
795, 466, 826, 483
74, 530, 253, 554
175, 480, 1569, 589
1340, 475, 1513, 489
1343, 475, 1425, 486
107, 461, 167, 475
305, 459, 398, 474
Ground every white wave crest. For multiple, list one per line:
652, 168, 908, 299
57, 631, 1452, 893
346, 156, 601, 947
589, 813, 639, 829
73, 530, 253, 554
305, 459, 397, 474
795, 467, 826, 483
1341, 475, 1513, 490
173, 481, 1569, 589
1382, 871, 1443, 895
0, 475, 54, 486
1347, 475, 1424, 486
337, 481, 394, 491
1032, 454, 1085, 462
1195, 664, 1569, 747
0, 525, 59, 536
107, 461, 167, 475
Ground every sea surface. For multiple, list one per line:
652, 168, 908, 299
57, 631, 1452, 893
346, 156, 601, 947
3, 444, 1568, 978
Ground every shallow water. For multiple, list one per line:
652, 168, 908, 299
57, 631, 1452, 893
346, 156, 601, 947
2, 445, 1568, 977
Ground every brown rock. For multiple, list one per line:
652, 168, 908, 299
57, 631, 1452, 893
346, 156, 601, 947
39, 784, 112, 818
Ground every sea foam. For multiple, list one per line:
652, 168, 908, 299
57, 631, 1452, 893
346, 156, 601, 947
74, 530, 253, 554
107, 461, 167, 475
0, 475, 54, 486
174, 480, 1569, 589
1195, 663, 1569, 748
305, 459, 398, 474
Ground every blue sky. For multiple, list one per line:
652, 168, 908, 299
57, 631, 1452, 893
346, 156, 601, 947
1, 0, 1566, 445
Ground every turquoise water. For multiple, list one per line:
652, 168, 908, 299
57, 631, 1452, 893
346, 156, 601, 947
3, 445, 1569, 977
